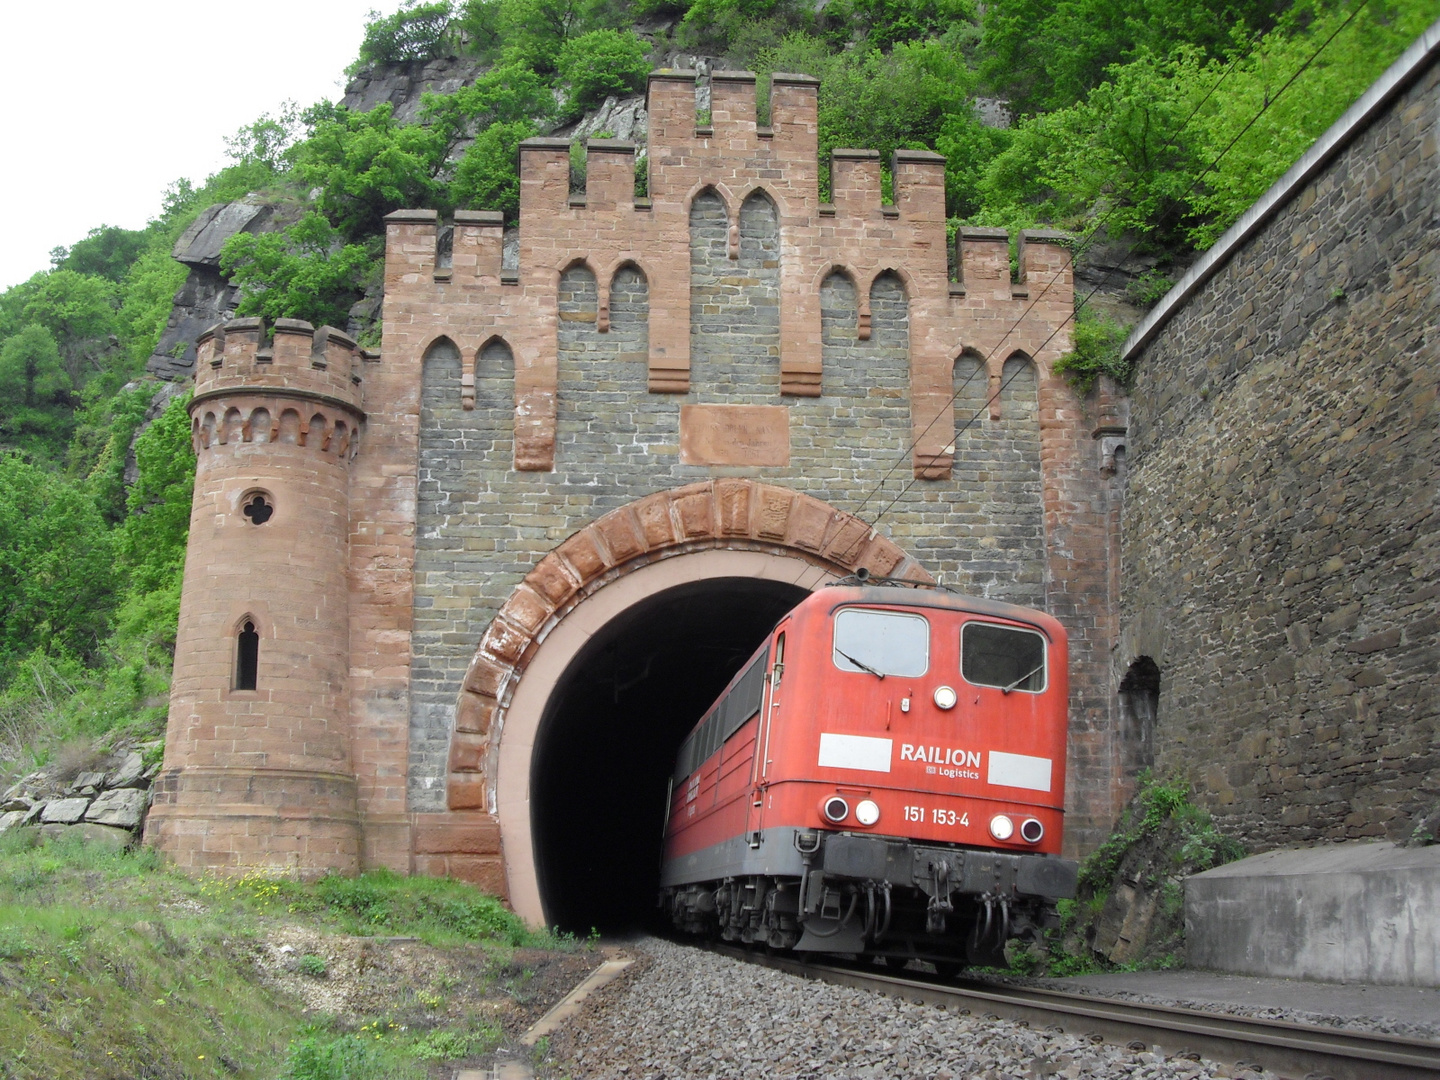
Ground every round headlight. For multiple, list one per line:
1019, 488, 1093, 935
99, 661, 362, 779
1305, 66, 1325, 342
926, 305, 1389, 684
989, 814, 1014, 841
933, 685, 958, 710
822, 796, 849, 823
855, 799, 881, 826
1020, 818, 1044, 843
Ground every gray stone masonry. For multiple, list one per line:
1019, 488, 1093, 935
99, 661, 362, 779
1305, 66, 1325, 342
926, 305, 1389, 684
1121, 59, 1439, 846
408, 188, 1051, 810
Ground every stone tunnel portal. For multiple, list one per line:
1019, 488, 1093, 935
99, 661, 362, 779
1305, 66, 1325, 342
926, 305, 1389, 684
530, 575, 809, 932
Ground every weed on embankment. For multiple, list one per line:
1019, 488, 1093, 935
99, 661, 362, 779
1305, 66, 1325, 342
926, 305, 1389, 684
0, 831, 594, 1080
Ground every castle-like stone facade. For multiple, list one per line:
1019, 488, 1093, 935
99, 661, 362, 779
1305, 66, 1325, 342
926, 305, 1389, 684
146, 71, 1125, 920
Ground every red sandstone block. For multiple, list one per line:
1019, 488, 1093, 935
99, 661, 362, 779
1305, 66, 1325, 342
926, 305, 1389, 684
447, 774, 487, 810
464, 656, 509, 698
443, 856, 508, 898
595, 510, 645, 564
716, 479, 752, 536
674, 489, 715, 539
558, 530, 609, 584
455, 691, 496, 735
787, 496, 832, 552
754, 486, 794, 541
525, 554, 576, 605
499, 586, 551, 635
413, 814, 502, 855
448, 731, 488, 773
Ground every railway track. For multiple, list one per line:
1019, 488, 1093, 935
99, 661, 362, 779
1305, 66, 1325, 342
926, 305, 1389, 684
708, 944, 1440, 1080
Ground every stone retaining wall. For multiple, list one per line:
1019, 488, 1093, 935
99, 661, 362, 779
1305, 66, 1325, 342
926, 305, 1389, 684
1120, 52, 1439, 845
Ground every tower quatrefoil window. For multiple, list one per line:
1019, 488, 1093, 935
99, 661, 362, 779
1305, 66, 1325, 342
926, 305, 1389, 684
243, 494, 274, 525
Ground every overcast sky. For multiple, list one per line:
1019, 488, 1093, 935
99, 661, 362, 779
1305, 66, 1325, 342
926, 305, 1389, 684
0, 1, 387, 291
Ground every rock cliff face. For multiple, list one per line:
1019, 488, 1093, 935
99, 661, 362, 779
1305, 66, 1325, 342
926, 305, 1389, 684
339, 54, 488, 122
146, 201, 295, 380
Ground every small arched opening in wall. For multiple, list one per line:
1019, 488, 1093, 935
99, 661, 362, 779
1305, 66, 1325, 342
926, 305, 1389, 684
449, 481, 928, 930
1118, 656, 1161, 780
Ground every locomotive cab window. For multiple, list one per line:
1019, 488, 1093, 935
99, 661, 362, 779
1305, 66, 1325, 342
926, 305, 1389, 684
961, 622, 1046, 693
832, 609, 929, 678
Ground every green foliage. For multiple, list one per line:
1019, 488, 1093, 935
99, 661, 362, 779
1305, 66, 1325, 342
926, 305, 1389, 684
0, 455, 117, 681
452, 119, 540, 216
755, 35, 974, 200
19, 270, 120, 385
0, 327, 76, 460
276, 868, 555, 947
224, 102, 303, 171
296, 953, 329, 977
50, 226, 150, 284
293, 103, 450, 239
493, 0, 597, 72
115, 247, 190, 368
1076, 773, 1245, 896
980, 0, 1284, 115
848, 0, 977, 50
119, 393, 195, 601
1053, 306, 1132, 392
558, 28, 651, 112
221, 212, 379, 328
353, 0, 457, 73
679, 0, 818, 56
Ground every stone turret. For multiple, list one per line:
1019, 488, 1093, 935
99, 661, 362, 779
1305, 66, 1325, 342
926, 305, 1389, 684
144, 317, 366, 875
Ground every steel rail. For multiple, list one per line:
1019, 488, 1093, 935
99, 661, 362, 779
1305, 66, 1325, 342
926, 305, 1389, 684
706, 944, 1440, 1080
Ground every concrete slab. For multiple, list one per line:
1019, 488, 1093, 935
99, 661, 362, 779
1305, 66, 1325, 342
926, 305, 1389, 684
1052, 970, 1440, 1031
1185, 841, 1440, 987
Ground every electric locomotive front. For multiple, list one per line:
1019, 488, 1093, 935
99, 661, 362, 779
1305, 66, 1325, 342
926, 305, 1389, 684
661, 579, 1079, 970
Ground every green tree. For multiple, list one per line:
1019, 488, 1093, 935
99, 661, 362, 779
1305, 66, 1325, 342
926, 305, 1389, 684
558, 29, 651, 113
451, 119, 540, 217
980, 0, 1283, 115
220, 212, 378, 329
0, 326, 76, 459
352, 0, 456, 71
293, 102, 450, 238
0, 455, 117, 680
18, 270, 120, 384
224, 102, 303, 171
496, 0, 594, 71
50, 226, 150, 283
849, 0, 976, 50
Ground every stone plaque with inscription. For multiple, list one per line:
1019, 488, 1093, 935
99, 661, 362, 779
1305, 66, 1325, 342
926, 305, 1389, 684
679, 404, 791, 467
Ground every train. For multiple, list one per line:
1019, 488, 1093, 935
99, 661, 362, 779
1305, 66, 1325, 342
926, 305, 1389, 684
659, 573, 1079, 972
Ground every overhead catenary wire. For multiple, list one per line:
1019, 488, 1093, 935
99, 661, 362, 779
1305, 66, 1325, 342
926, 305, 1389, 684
855, 0, 1374, 529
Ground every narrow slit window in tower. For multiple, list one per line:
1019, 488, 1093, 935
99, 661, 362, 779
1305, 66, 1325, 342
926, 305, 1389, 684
236, 621, 259, 690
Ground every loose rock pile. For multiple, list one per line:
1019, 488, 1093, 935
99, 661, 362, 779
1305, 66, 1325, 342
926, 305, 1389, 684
549, 938, 1274, 1080
0, 742, 161, 848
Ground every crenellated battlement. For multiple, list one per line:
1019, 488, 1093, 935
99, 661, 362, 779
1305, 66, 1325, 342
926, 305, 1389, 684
194, 316, 366, 412
382, 67, 1074, 476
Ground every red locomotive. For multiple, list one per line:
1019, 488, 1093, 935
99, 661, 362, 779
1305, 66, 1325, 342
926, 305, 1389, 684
660, 574, 1078, 971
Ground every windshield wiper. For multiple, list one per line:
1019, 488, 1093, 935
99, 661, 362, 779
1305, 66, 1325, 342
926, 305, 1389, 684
836, 648, 885, 679
1002, 663, 1045, 694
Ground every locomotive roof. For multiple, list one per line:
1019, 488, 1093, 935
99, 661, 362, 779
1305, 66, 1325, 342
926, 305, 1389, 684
795, 583, 1067, 640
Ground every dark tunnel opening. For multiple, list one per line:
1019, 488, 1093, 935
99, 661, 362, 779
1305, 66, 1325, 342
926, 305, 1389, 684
530, 576, 810, 933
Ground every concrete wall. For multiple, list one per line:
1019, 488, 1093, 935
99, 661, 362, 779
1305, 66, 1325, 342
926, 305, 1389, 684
1186, 843, 1440, 986
1120, 35, 1440, 847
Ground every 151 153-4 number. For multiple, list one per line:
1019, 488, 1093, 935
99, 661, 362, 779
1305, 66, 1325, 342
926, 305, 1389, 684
902, 805, 969, 827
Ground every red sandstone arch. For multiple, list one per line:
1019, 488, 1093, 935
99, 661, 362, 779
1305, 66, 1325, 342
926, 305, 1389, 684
442, 481, 929, 917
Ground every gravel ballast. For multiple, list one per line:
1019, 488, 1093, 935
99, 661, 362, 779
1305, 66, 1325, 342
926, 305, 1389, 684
548, 938, 1276, 1079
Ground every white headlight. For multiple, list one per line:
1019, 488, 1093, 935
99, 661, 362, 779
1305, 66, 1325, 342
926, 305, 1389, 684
933, 685, 957, 710
989, 814, 1014, 841
855, 799, 880, 826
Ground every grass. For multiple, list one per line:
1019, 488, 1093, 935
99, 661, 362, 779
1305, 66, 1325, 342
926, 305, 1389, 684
0, 830, 583, 1080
